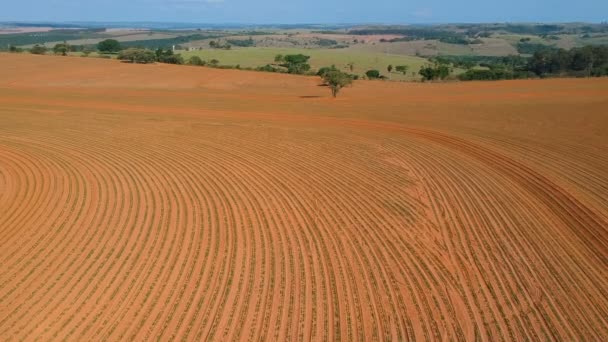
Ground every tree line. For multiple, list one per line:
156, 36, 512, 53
458, 45, 608, 80
11, 38, 608, 93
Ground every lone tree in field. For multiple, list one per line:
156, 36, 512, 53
387, 64, 393, 73
395, 65, 409, 75
97, 39, 122, 53
322, 69, 354, 98
188, 56, 205, 66
53, 43, 70, 56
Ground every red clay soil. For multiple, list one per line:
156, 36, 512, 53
1, 53, 607, 340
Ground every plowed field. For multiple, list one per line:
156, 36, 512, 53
1, 53, 607, 340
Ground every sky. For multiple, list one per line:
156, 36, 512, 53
2, 0, 607, 24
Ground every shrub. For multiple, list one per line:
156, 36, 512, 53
365, 70, 381, 79
256, 64, 280, 72
117, 48, 156, 64
30, 45, 48, 55
159, 54, 184, 64
9, 45, 23, 53
395, 65, 409, 75
188, 56, 205, 66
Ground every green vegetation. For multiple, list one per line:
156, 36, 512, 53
280, 54, 311, 74
456, 45, 608, 80
528, 45, 608, 77
0, 29, 106, 48
351, 27, 472, 45
155, 48, 184, 64
516, 42, 556, 54
317, 38, 338, 47
180, 47, 426, 80
419, 63, 451, 81
227, 38, 255, 47
121, 34, 219, 50
97, 39, 122, 53
117, 48, 157, 64
256, 64, 280, 72
321, 69, 354, 97
30, 44, 47, 55
53, 43, 70, 56
365, 70, 382, 79
395, 65, 409, 74
4, 23, 607, 83
8, 45, 23, 53
188, 56, 205, 66
209, 40, 232, 49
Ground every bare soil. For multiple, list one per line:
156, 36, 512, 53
1, 53, 607, 340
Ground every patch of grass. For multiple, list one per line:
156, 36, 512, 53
180, 47, 427, 80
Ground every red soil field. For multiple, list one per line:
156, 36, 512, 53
1, 53, 607, 340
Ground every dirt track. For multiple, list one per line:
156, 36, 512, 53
1, 53, 607, 340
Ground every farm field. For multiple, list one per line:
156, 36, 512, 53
1, 53, 608, 340
180, 47, 428, 80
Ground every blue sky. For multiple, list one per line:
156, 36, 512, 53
2, 0, 607, 23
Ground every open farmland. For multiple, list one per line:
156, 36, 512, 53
180, 47, 427, 80
1, 53, 607, 340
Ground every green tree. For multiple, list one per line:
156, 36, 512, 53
419, 63, 451, 81
117, 48, 156, 64
274, 54, 284, 63
97, 39, 122, 53
155, 48, 183, 64
365, 69, 381, 79
9, 45, 22, 53
53, 43, 70, 56
395, 65, 409, 75
30, 45, 47, 55
208, 59, 220, 67
280, 54, 311, 74
436, 64, 451, 79
322, 70, 354, 98
570, 46, 594, 75
387, 64, 393, 73
317, 65, 338, 78
419, 66, 435, 81
160, 54, 184, 64
188, 56, 205, 66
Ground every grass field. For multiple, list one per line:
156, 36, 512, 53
180, 47, 428, 80
24, 32, 179, 48
1, 53, 608, 340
